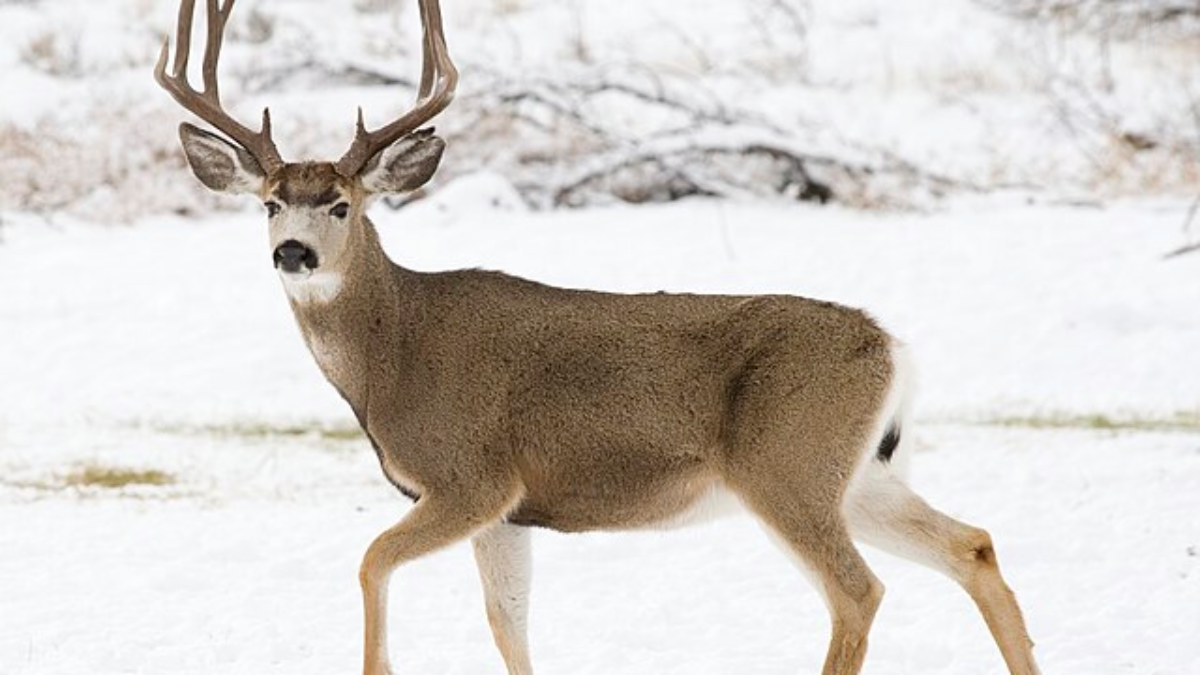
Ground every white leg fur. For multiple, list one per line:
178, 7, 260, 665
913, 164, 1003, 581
841, 348, 1044, 675
842, 338, 946, 570
472, 524, 534, 675
646, 483, 745, 531
843, 465, 953, 571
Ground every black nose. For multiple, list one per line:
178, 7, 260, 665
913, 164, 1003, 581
273, 240, 319, 273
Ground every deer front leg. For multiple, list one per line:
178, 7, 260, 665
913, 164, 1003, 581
360, 485, 522, 675
473, 523, 534, 675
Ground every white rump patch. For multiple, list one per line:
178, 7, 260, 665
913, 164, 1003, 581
851, 339, 917, 481
880, 341, 916, 479
280, 270, 342, 304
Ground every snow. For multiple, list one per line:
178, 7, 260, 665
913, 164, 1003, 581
2, 194, 1198, 674
2, 0, 1196, 219
2, 195, 1196, 430
2, 0, 1198, 672
1, 419, 1197, 674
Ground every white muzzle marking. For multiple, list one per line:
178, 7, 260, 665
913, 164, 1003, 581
280, 270, 343, 304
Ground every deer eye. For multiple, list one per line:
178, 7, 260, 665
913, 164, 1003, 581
265, 201, 281, 218
330, 202, 350, 219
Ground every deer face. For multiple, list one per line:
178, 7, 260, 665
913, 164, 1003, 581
178, 123, 445, 303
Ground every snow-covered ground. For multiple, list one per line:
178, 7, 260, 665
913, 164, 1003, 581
2, 194, 1198, 673
1, 423, 1197, 675
2, 191, 1197, 428
2, 0, 1198, 672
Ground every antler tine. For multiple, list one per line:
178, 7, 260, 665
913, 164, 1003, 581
155, 0, 284, 173
202, 0, 233, 101
171, 0, 195, 80
416, 0, 436, 99
335, 0, 458, 177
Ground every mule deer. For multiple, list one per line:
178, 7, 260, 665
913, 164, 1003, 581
155, 1, 1041, 673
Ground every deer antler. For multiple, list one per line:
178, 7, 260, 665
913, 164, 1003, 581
154, 0, 285, 174
334, 0, 459, 178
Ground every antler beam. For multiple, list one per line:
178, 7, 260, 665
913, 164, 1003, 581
334, 0, 459, 177
154, 0, 285, 173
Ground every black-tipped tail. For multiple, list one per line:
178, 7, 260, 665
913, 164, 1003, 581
876, 423, 901, 463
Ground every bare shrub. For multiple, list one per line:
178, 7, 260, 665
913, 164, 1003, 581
0, 99, 244, 222
354, 0, 400, 12
236, 9, 276, 45
215, 0, 942, 210
980, 0, 1200, 196
990, 0, 1200, 37
431, 67, 956, 209
747, 0, 812, 80
20, 29, 82, 78
16, 0, 1194, 219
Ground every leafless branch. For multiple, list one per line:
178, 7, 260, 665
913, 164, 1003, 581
1163, 194, 1200, 259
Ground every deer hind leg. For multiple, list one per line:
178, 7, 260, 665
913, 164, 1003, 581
729, 465, 883, 675
360, 485, 522, 675
472, 523, 534, 675
844, 464, 1041, 675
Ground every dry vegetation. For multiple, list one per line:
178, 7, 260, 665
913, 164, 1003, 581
20, 29, 83, 78
986, 0, 1200, 196
1, 463, 178, 496
979, 409, 1200, 433
0, 0, 1196, 221
135, 419, 365, 445
65, 465, 175, 489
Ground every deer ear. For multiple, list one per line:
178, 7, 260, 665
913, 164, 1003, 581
359, 128, 445, 195
179, 123, 265, 195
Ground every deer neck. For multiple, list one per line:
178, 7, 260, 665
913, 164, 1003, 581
286, 217, 424, 408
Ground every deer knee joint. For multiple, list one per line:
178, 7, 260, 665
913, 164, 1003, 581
360, 540, 392, 588
863, 576, 885, 622
965, 529, 997, 568
835, 574, 884, 633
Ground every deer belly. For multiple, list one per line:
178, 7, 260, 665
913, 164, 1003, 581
644, 483, 744, 530
506, 474, 739, 533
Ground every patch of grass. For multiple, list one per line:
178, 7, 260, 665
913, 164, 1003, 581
0, 464, 187, 500
204, 421, 363, 442
979, 410, 1200, 433
134, 420, 364, 444
65, 466, 175, 489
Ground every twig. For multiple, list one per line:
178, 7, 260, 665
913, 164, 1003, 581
1162, 194, 1200, 259
552, 142, 876, 207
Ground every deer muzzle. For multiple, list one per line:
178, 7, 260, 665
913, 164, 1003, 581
274, 240, 319, 274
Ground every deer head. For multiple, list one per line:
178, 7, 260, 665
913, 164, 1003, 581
155, 0, 457, 298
